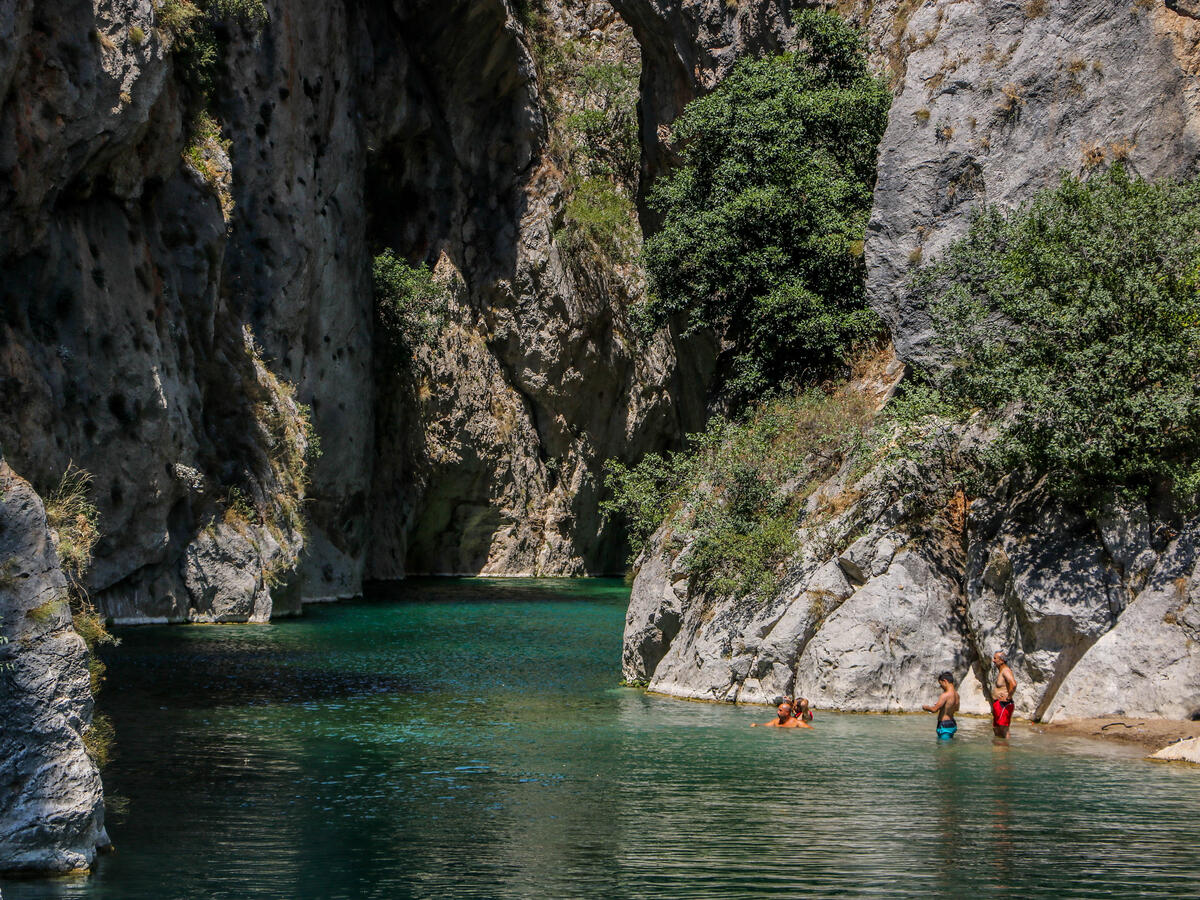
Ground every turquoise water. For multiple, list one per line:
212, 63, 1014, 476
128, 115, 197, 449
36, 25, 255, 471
4, 577, 1200, 899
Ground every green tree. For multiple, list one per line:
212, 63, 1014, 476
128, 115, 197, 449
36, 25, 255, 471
916, 166, 1200, 506
372, 250, 449, 364
639, 10, 890, 400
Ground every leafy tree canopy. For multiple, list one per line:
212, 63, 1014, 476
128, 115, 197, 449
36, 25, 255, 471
639, 10, 890, 400
372, 250, 449, 365
916, 165, 1200, 506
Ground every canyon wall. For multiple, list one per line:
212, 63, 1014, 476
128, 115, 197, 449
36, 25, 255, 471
0, 0, 702, 628
620, 0, 1200, 721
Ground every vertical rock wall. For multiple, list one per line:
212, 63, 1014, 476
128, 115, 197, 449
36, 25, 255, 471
0, 457, 108, 873
0, 0, 703, 621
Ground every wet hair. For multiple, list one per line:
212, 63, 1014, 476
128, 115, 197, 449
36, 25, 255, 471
937, 671, 955, 685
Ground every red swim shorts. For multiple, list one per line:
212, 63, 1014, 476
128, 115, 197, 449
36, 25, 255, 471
992, 699, 1014, 728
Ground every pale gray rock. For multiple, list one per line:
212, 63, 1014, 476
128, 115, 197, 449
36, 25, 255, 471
963, 483, 1128, 720
794, 551, 980, 713
865, 0, 1200, 366
1043, 524, 1200, 722
622, 547, 686, 682
0, 457, 108, 873
1149, 738, 1200, 764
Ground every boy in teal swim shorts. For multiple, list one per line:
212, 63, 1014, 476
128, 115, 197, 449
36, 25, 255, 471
923, 671, 960, 739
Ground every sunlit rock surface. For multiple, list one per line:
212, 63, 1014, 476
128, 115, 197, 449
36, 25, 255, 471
0, 458, 108, 873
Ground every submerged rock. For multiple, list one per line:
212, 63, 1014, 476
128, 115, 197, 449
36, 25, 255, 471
0, 457, 108, 873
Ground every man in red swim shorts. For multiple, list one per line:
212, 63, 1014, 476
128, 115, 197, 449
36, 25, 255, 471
991, 651, 1017, 738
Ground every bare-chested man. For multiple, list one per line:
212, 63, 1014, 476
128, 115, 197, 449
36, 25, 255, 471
991, 651, 1017, 738
922, 671, 960, 739
751, 701, 805, 728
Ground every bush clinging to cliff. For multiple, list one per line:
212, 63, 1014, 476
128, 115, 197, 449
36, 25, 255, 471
639, 9, 890, 400
916, 165, 1200, 506
603, 382, 874, 599
372, 251, 450, 364
158, 0, 268, 101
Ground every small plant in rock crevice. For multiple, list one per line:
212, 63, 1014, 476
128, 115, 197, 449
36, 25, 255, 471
156, 0, 268, 103
41, 464, 119, 767
372, 251, 451, 368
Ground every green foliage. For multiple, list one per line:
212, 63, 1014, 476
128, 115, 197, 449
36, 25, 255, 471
44, 464, 100, 582
526, 14, 641, 276
914, 165, 1200, 507
640, 9, 890, 400
243, 329, 321, 540
83, 712, 116, 769
603, 383, 874, 599
157, 0, 268, 102
562, 176, 639, 262
373, 251, 450, 364
38, 463, 119, 761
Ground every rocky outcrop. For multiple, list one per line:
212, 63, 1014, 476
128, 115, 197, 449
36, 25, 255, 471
616, 0, 1200, 722
864, 0, 1200, 364
0, 1, 317, 622
625, 426, 1200, 720
364, 0, 705, 577
0, 457, 108, 873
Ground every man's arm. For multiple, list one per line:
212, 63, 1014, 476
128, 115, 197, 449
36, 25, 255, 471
1003, 667, 1017, 696
922, 692, 948, 714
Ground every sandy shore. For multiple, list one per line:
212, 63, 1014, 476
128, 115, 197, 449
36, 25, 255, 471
1033, 717, 1199, 754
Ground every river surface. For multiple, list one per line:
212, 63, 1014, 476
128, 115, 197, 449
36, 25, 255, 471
4, 577, 1200, 899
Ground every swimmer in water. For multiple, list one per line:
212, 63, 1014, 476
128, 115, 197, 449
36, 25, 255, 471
790, 697, 814, 728
922, 671, 960, 739
991, 651, 1017, 738
751, 701, 805, 727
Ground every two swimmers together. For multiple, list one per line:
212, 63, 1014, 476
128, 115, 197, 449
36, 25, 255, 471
922, 651, 1018, 740
750, 697, 814, 728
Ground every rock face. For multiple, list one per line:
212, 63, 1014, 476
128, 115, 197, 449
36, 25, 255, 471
0, 1, 316, 622
0, 457, 108, 873
616, 0, 1200, 722
864, 0, 1200, 365
625, 426, 1200, 720
364, 0, 704, 577
0, 0, 704, 623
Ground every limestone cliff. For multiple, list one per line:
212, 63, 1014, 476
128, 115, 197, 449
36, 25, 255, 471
619, 0, 1200, 721
0, 0, 703, 626
0, 456, 108, 873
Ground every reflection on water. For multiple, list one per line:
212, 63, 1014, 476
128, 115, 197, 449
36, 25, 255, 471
3, 578, 1199, 899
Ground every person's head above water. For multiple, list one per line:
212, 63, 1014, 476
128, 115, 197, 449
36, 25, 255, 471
993, 651, 1007, 665
937, 672, 955, 687
776, 702, 792, 720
